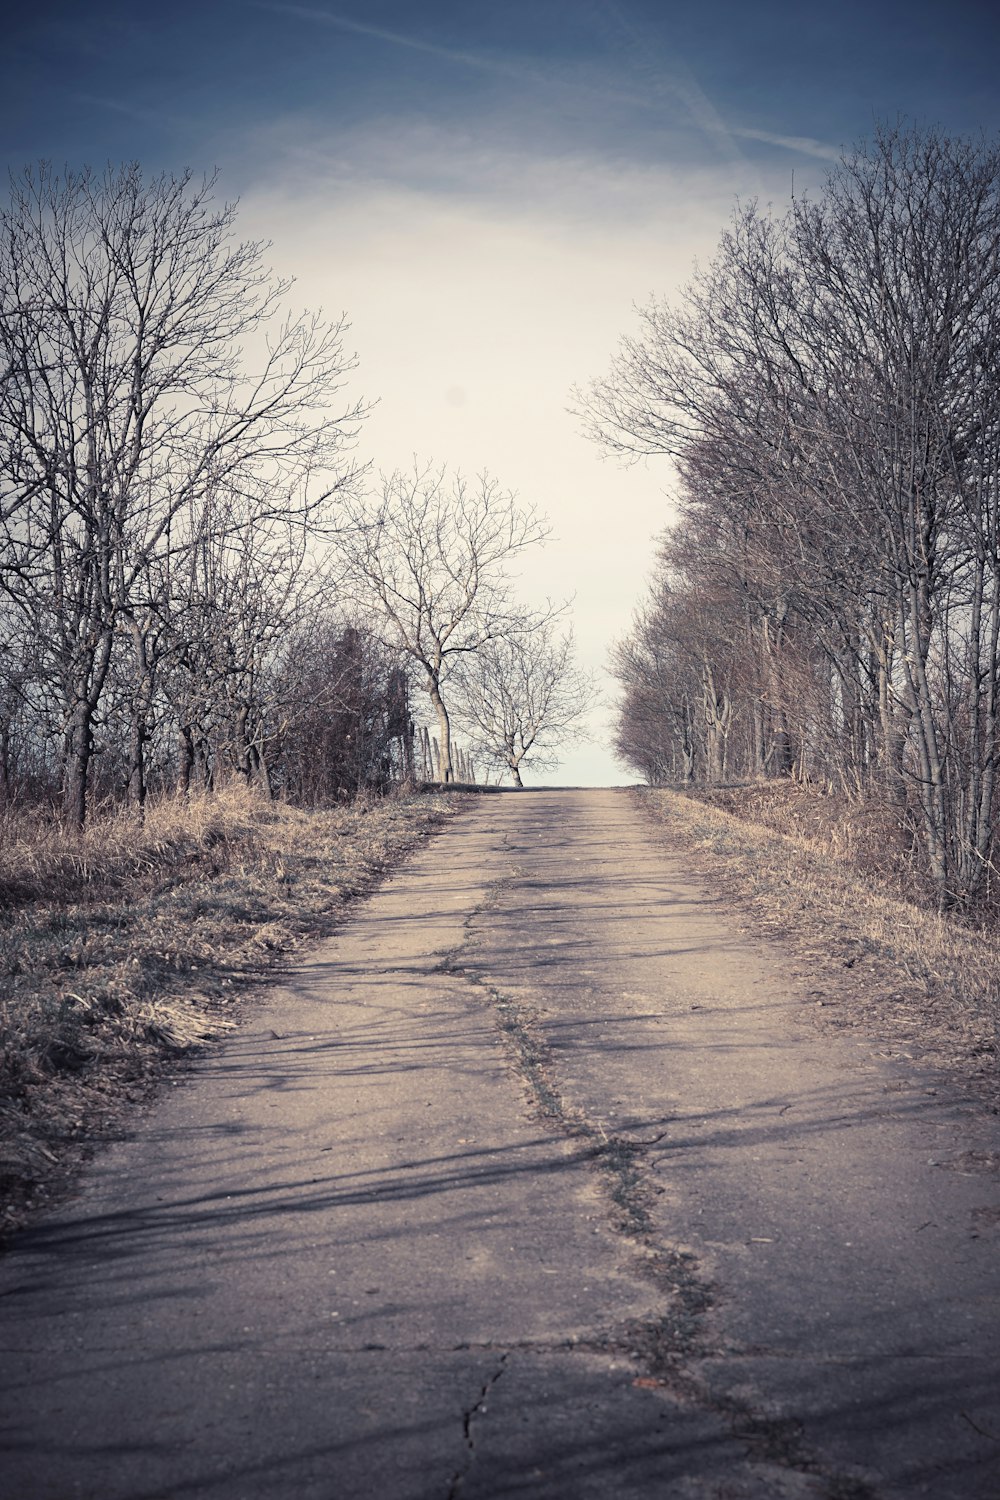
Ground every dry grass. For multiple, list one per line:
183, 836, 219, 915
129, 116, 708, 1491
680, 780, 938, 903
638, 785, 1000, 1096
0, 786, 464, 1237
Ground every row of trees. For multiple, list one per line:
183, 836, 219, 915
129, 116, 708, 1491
0, 164, 589, 822
582, 125, 1000, 909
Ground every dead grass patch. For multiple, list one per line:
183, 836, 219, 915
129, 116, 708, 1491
0, 786, 464, 1239
638, 786, 1000, 1099
681, 780, 940, 905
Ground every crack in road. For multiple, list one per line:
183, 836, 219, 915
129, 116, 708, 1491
437, 862, 884, 1500
446, 1352, 510, 1498
437, 872, 713, 1343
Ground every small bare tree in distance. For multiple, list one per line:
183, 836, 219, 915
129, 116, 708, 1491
340, 464, 550, 781
455, 624, 593, 786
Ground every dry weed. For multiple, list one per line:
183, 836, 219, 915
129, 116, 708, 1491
0, 786, 464, 1238
639, 787, 1000, 1095
682, 781, 922, 897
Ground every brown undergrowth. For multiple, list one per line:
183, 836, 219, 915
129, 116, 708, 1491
683, 780, 924, 896
638, 784, 1000, 1101
0, 786, 463, 1240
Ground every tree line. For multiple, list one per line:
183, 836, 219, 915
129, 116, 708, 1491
0, 164, 589, 823
580, 125, 1000, 910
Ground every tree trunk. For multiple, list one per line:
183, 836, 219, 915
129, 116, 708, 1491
178, 724, 195, 797
128, 713, 147, 814
0, 721, 11, 807
875, 637, 911, 821
973, 572, 1000, 891
902, 582, 949, 904
760, 609, 793, 777
195, 734, 213, 792
427, 680, 454, 782
251, 740, 274, 801
233, 704, 253, 784
60, 630, 114, 829
127, 620, 155, 815
62, 697, 94, 829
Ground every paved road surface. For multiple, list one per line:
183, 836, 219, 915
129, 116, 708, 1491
2, 789, 999, 1499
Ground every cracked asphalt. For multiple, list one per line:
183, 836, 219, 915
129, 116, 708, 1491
2, 787, 999, 1499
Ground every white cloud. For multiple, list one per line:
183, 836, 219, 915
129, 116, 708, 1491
244, 3, 842, 173
249, 3, 559, 88
733, 126, 843, 162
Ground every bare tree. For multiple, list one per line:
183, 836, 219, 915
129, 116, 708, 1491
455, 624, 592, 786
162, 478, 340, 799
339, 464, 549, 781
0, 163, 365, 824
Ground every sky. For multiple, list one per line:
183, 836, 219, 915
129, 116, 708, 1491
3, 0, 1000, 784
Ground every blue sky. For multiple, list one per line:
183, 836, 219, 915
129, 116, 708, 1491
4, 1, 999, 783
6, 2, 1000, 174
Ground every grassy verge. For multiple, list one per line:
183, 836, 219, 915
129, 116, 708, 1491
638, 785, 999, 1096
0, 786, 464, 1239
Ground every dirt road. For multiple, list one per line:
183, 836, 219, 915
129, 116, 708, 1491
2, 788, 998, 1499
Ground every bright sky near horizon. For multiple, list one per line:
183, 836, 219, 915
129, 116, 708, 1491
4, 1, 1000, 784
